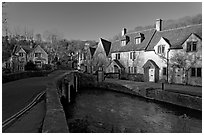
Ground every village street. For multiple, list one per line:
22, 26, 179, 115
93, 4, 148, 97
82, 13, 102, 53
2, 70, 69, 132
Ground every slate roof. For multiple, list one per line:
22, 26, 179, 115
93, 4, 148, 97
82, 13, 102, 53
100, 38, 112, 56
113, 59, 125, 69
146, 24, 202, 50
13, 44, 38, 54
111, 24, 202, 53
89, 47, 96, 57
110, 29, 156, 53
142, 59, 160, 69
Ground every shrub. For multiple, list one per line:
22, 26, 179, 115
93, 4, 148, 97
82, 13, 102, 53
127, 73, 144, 82
2, 70, 52, 83
42, 64, 53, 70
25, 61, 38, 71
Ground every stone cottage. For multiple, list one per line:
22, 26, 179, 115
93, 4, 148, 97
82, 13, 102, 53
7, 44, 48, 72
108, 19, 202, 86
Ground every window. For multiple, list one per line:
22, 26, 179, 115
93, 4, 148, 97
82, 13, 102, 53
135, 37, 141, 44
158, 45, 165, 54
134, 67, 137, 74
197, 68, 201, 77
19, 53, 24, 57
128, 67, 131, 73
121, 40, 126, 46
191, 68, 196, 77
115, 53, 120, 60
35, 53, 41, 57
163, 67, 167, 75
83, 53, 86, 60
130, 52, 136, 60
186, 41, 197, 52
191, 67, 201, 77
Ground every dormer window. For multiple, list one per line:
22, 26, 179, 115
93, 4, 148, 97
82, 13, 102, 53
135, 37, 141, 44
121, 36, 130, 46
121, 40, 126, 46
186, 41, 197, 52
135, 33, 144, 44
158, 45, 165, 54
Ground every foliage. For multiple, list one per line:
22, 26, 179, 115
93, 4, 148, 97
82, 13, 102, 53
2, 70, 52, 83
170, 51, 200, 84
42, 64, 53, 70
25, 61, 38, 71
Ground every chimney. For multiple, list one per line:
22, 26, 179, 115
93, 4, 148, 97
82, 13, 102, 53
156, 19, 162, 31
122, 28, 127, 36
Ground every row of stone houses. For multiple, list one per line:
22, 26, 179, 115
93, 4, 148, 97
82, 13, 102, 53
5, 44, 48, 72
78, 19, 202, 86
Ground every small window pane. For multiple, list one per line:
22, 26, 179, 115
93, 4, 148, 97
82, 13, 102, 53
192, 42, 197, 51
158, 46, 160, 53
134, 67, 137, 73
130, 52, 132, 59
163, 67, 167, 75
162, 46, 165, 53
197, 68, 201, 77
186, 42, 191, 52
133, 52, 136, 59
191, 68, 196, 77
128, 67, 131, 73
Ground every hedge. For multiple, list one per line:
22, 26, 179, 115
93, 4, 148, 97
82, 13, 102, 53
2, 70, 53, 83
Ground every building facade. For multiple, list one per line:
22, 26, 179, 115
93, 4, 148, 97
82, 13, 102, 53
6, 44, 48, 72
108, 19, 201, 86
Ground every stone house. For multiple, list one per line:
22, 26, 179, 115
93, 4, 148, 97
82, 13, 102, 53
108, 19, 202, 86
77, 38, 111, 73
7, 44, 48, 72
77, 42, 97, 73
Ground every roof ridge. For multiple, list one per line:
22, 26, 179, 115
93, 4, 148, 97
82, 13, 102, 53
126, 28, 155, 35
113, 28, 155, 43
159, 23, 202, 33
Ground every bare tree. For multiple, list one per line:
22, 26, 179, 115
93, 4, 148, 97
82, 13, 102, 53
35, 33, 42, 43
170, 51, 200, 84
2, 2, 9, 36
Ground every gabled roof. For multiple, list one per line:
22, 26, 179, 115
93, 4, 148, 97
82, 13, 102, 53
100, 38, 111, 56
113, 59, 125, 69
142, 59, 160, 69
146, 24, 202, 50
89, 47, 96, 57
111, 29, 156, 53
13, 44, 36, 54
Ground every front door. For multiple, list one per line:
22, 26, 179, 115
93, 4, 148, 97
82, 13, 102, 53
174, 68, 183, 84
149, 68, 155, 82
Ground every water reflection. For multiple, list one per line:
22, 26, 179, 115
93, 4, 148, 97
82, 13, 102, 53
64, 88, 201, 133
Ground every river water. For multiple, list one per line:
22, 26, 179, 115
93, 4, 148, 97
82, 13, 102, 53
64, 88, 202, 133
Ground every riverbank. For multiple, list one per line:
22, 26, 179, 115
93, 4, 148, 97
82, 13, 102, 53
74, 72, 202, 111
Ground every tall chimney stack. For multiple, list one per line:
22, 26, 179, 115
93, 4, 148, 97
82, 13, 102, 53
156, 19, 162, 31
122, 28, 127, 36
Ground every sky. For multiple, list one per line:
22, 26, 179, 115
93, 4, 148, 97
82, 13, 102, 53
4, 2, 202, 41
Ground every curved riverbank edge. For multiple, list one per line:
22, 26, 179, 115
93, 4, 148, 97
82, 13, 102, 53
42, 71, 201, 132
74, 72, 202, 111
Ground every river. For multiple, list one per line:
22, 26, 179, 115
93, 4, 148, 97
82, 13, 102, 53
63, 88, 202, 133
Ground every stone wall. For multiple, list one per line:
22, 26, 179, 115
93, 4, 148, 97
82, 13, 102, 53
74, 72, 201, 111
